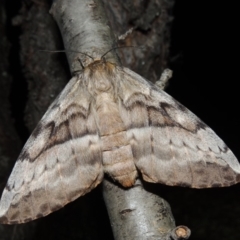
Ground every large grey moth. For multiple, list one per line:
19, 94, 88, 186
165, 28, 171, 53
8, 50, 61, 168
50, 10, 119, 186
0, 59, 239, 224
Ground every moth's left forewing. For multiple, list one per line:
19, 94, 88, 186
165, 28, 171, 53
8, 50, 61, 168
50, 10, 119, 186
0, 75, 103, 224
118, 67, 240, 188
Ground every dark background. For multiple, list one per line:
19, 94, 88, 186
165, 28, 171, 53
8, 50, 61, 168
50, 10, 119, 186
0, 0, 239, 239
167, 2, 240, 239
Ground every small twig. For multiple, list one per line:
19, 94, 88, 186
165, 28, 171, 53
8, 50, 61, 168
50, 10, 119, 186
155, 68, 173, 90
168, 225, 191, 240
118, 27, 134, 40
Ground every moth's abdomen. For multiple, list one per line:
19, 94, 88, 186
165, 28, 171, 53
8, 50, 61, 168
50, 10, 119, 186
101, 132, 137, 187
95, 93, 137, 187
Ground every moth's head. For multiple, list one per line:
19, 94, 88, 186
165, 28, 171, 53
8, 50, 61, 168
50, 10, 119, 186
78, 45, 120, 70
86, 58, 115, 70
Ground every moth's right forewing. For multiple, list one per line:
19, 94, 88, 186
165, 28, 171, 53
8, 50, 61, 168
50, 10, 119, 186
0, 75, 103, 224
118, 67, 240, 188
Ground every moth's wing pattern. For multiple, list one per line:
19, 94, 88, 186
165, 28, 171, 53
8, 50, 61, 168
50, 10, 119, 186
0, 75, 103, 224
118, 67, 240, 188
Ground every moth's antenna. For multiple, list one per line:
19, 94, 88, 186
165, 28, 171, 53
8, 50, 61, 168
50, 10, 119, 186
101, 46, 144, 60
39, 50, 94, 60
77, 57, 84, 69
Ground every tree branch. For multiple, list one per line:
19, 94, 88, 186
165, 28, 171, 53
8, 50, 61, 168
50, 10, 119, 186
50, 0, 119, 73
50, 0, 190, 239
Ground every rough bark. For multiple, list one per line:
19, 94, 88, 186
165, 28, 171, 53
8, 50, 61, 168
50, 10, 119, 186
0, 1, 35, 239
0, 1, 21, 193
18, 0, 70, 131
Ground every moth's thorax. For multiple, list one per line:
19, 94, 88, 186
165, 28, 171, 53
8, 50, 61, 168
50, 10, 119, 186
85, 59, 115, 70
85, 60, 117, 95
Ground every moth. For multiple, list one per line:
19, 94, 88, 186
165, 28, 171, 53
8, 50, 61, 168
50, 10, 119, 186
0, 58, 240, 224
